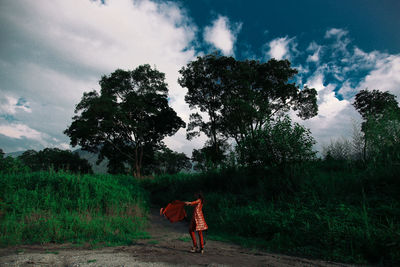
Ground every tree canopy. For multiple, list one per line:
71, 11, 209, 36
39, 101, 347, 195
179, 54, 318, 166
353, 89, 400, 162
65, 65, 185, 177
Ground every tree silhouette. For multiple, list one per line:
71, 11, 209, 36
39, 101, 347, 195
65, 65, 185, 177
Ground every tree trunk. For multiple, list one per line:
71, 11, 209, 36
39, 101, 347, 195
134, 146, 140, 177
138, 146, 143, 178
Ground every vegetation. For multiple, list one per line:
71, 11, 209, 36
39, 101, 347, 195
1, 56, 399, 265
146, 147, 192, 175
0, 171, 148, 246
18, 148, 93, 174
179, 54, 317, 167
64, 65, 185, 177
142, 163, 400, 265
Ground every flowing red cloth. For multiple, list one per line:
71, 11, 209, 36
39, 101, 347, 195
161, 200, 187, 223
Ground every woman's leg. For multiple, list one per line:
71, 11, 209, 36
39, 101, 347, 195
198, 231, 204, 249
189, 229, 197, 248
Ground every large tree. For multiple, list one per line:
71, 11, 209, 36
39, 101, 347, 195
179, 54, 317, 165
221, 58, 317, 147
65, 65, 185, 177
178, 54, 234, 165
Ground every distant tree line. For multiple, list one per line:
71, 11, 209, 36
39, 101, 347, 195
0, 148, 91, 174
0, 147, 192, 175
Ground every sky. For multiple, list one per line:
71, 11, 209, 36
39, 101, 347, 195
1, 0, 400, 156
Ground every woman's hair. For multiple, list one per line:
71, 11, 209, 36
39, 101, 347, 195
195, 191, 205, 204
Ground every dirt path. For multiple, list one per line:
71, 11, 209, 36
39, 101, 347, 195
0, 209, 357, 266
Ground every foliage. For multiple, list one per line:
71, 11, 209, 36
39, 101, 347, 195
352, 89, 400, 161
179, 54, 318, 167
64, 65, 185, 177
191, 140, 230, 171
364, 108, 400, 164
0, 171, 148, 245
237, 116, 316, 167
353, 89, 399, 123
178, 54, 232, 166
143, 165, 400, 265
146, 147, 191, 175
18, 148, 92, 174
220, 58, 317, 147
0, 150, 29, 174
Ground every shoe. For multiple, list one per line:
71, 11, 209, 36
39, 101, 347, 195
200, 248, 204, 254
190, 246, 197, 253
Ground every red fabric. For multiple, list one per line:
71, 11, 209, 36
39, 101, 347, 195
187, 199, 208, 231
161, 200, 187, 223
189, 230, 204, 249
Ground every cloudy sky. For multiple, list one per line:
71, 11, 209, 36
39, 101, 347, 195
1, 0, 400, 155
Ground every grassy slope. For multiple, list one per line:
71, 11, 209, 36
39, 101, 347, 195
0, 171, 149, 246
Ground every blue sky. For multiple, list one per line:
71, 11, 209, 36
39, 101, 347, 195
1, 0, 400, 155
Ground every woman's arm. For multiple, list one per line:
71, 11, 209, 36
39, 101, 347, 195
185, 199, 201, 206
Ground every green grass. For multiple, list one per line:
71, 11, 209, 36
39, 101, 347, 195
143, 164, 400, 265
178, 236, 191, 242
1, 162, 399, 265
0, 171, 149, 246
45, 250, 59, 254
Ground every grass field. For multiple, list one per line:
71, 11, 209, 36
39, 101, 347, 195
0, 171, 149, 246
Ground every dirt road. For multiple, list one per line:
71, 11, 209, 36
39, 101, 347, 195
0, 209, 355, 266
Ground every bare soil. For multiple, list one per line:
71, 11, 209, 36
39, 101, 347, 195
0, 209, 358, 266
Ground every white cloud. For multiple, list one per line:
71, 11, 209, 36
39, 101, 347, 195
324, 28, 350, 57
325, 28, 348, 39
203, 15, 242, 56
0, 123, 43, 141
356, 55, 400, 98
0, 0, 198, 154
306, 42, 322, 63
294, 75, 360, 152
305, 71, 325, 93
266, 36, 297, 60
0, 96, 31, 115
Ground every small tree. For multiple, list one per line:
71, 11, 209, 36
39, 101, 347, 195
191, 140, 230, 171
149, 147, 191, 175
353, 89, 400, 161
237, 116, 316, 167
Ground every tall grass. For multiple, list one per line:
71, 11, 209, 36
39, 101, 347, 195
0, 171, 149, 246
143, 164, 400, 265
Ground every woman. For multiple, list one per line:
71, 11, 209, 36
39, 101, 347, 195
185, 192, 208, 254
